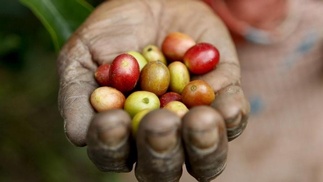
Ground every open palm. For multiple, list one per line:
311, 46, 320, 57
57, 0, 249, 181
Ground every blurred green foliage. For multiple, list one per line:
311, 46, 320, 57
20, 0, 93, 50
0, 0, 120, 181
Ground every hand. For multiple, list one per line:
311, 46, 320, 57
57, 0, 250, 181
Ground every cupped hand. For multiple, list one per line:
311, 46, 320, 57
57, 0, 250, 181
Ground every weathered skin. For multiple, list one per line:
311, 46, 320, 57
57, 0, 249, 181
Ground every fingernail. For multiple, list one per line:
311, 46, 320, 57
146, 128, 179, 153
226, 113, 242, 130
227, 115, 247, 141
98, 123, 128, 148
187, 127, 219, 150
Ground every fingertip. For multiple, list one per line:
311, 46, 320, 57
135, 109, 184, 182
226, 112, 249, 141
86, 110, 135, 172
58, 81, 97, 147
65, 121, 88, 147
63, 105, 95, 147
211, 85, 250, 141
136, 109, 181, 154
182, 106, 228, 181
87, 110, 132, 148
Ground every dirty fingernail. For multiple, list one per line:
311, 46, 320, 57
146, 128, 179, 153
226, 113, 242, 130
182, 106, 223, 150
98, 123, 128, 148
188, 127, 219, 149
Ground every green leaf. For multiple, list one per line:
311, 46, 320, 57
20, 0, 94, 51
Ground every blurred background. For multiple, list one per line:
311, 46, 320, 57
0, 0, 120, 181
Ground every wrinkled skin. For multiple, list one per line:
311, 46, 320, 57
57, 0, 250, 181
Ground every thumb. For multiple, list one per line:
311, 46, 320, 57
57, 35, 97, 146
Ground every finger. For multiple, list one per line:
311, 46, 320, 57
86, 109, 135, 172
135, 109, 184, 182
182, 106, 228, 182
57, 36, 98, 146
211, 85, 250, 141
